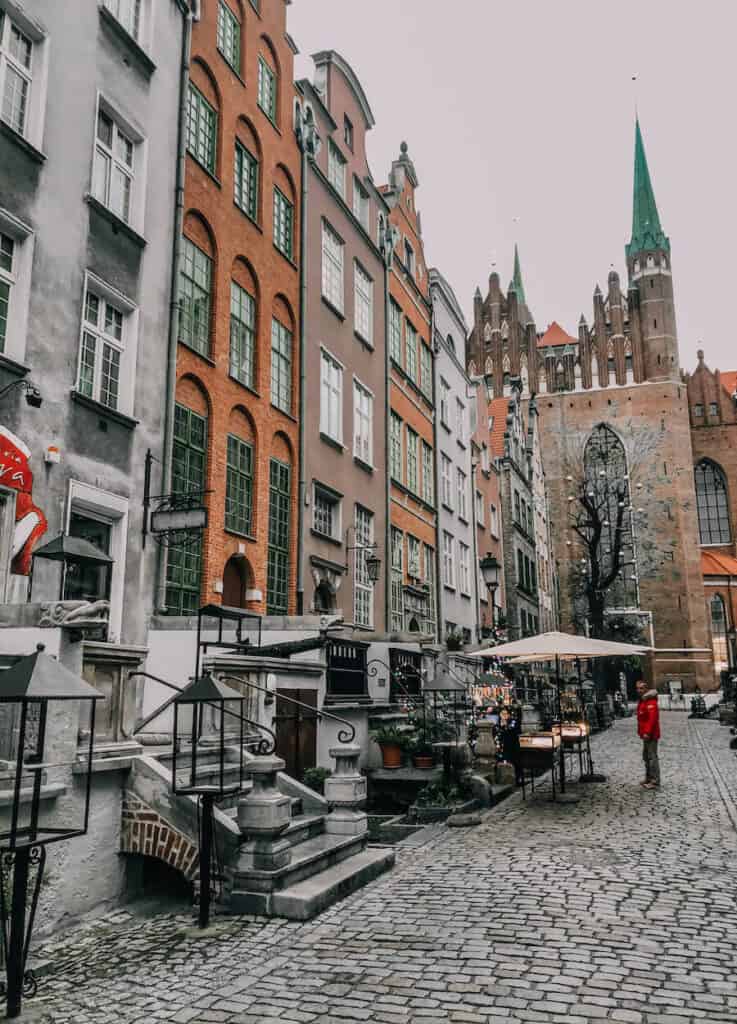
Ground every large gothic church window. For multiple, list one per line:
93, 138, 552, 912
583, 424, 638, 609
694, 460, 731, 545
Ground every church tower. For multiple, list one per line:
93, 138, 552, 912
626, 119, 679, 382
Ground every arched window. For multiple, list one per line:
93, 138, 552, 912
584, 424, 638, 609
710, 594, 729, 675
695, 460, 731, 545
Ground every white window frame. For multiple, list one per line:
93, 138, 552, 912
103, 0, 145, 43
456, 398, 465, 444
327, 139, 346, 199
75, 271, 139, 418
353, 376, 373, 466
320, 347, 343, 444
66, 480, 129, 644
459, 542, 471, 596
439, 378, 450, 426
442, 531, 455, 589
321, 220, 344, 313
481, 444, 490, 473
0, 207, 33, 365
475, 490, 485, 525
490, 503, 499, 538
352, 175, 369, 230
0, 4, 48, 150
90, 93, 147, 234
456, 468, 468, 520
353, 504, 374, 628
407, 534, 421, 578
440, 453, 453, 509
312, 482, 341, 541
353, 261, 373, 343
421, 441, 434, 505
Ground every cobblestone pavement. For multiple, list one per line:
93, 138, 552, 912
25, 713, 737, 1023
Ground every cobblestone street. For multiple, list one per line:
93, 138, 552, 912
26, 713, 737, 1024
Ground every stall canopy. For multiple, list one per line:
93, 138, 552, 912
469, 630, 651, 663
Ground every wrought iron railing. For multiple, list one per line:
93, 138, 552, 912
219, 675, 356, 745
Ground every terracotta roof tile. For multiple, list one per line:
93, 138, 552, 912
488, 397, 510, 457
538, 321, 577, 349
701, 550, 737, 577
721, 370, 737, 398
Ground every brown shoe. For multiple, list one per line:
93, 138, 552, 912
642, 782, 658, 789
639, 780, 650, 787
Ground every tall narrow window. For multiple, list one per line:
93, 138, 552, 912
0, 12, 33, 137
407, 535, 420, 578
77, 286, 124, 411
439, 378, 450, 425
216, 1, 240, 73
229, 281, 255, 388
179, 237, 212, 356
404, 239, 415, 276
166, 404, 206, 614
321, 222, 343, 312
267, 458, 290, 614
442, 532, 455, 588
353, 263, 373, 342
353, 380, 373, 465
313, 485, 340, 540
405, 321, 417, 382
420, 343, 432, 399
0, 232, 14, 353
327, 140, 346, 199
104, 0, 142, 40
423, 543, 436, 636
710, 594, 729, 676
422, 441, 434, 504
270, 317, 292, 413
459, 542, 471, 595
273, 187, 294, 259
456, 468, 468, 520
225, 434, 253, 536
389, 412, 402, 482
406, 428, 419, 493
343, 115, 353, 151
234, 141, 258, 221
186, 83, 217, 174
695, 460, 732, 545
456, 398, 465, 443
257, 56, 277, 122
352, 177, 369, 230
440, 453, 452, 508
320, 349, 343, 443
93, 108, 135, 223
354, 506, 374, 627
388, 300, 402, 364
390, 528, 404, 632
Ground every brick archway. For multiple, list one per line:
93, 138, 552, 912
121, 792, 199, 880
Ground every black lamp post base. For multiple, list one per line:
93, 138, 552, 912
579, 772, 608, 783
554, 792, 581, 804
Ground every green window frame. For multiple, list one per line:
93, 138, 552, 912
420, 342, 432, 399
389, 412, 402, 482
270, 317, 292, 413
186, 83, 217, 174
406, 427, 418, 493
225, 434, 254, 536
388, 300, 402, 365
216, 1, 241, 73
422, 441, 434, 505
405, 321, 417, 382
273, 187, 293, 259
267, 458, 291, 614
229, 280, 255, 388
179, 237, 212, 356
234, 141, 258, 221
165, 404, 207, 615
257, 56, 276, 122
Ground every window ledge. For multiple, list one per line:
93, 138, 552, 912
274, 244, 298, 271
85, 194, 146, 248
216, 47, 245, 86
353, 455, 374, 474
321, 295, 345, 321
228, 373, 260, 396
310, 528, 342, 547
458, 516, 469, 527
99, 5, 156, 76
440, 419, 451, 433
70, 390, 138, 430
272, 404, 297, 424
257, 106, 281, 134
443, 584, 457, 593
233, 201, 262, 233
441, 502, 454, 514
354, 330, 373, 351
186, 151, 222, 188
320, 432, 344, 453
178, 340, 215, 365
0, 353, 30, 379
224, 527, 256, 542
0, 119, 46, 164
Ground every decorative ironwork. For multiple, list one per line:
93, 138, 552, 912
220, 675, 356, 745
326, 641, 369, 702
0, 845, 45, 1007
142, 448, 210, 550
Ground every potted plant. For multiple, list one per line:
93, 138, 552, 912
410, 735, 435, 770
370, 725, 406, 769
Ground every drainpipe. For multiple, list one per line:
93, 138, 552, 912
383, 233, 392, 633
296, 131, 308, 616
470, 457, 481, 643
155, 1, 192, 613
430, 303, 441, 643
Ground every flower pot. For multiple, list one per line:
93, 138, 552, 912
379, 742, 402, 769
413, 755, 434, 769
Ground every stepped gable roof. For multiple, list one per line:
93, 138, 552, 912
488, 396, 510, 457
537, 321, 577, 349
701, 550, 737, 578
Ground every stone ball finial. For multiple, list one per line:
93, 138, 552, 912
400, 141, 408, 155
697, 348, 704, 363
36, 643, 45, 652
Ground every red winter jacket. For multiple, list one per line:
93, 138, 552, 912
637, 689, 660, 740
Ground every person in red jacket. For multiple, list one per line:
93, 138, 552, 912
636, 679, 661, 789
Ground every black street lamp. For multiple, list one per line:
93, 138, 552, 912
480, 553, 501, 625
0, 644, 102, 1018
0, 380, 42, 408
344, 526, 381, 584
172, 672, 246, 930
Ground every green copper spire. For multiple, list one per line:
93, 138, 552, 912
626, 118, 670, 260
512, 244, 526, 305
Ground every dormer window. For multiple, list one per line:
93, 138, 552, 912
694, 403, 704, 417
709, 402, 718, 417
343, 114, 353, 151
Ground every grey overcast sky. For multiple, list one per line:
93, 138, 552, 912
289, 0, 737, 373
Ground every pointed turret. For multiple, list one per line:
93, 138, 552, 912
512, 244, 526, 306
626, 118, 670, 262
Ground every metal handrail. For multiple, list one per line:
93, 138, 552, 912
219, 674, 356, 745
366, 658, 424, 705
126, 671, 276, 755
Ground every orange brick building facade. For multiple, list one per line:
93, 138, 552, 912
168, 0, 301, 616
382, 144, 436, 636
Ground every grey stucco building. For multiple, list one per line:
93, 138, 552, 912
429, 267, 478, 644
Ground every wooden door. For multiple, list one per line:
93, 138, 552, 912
275, 689, 317, 780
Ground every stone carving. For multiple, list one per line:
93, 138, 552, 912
39, 599, 110, 628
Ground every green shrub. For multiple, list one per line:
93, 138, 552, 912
301, 767, 331, 794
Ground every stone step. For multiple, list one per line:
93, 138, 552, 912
229, 831, 367, 914
270, 847, 395, 921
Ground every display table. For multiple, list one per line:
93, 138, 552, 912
518, 732, 561, 800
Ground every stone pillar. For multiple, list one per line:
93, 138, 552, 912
237, 756, 292, 870
324, 745, 367, 837
475, 721, 496, 759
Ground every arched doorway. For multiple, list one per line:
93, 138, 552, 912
223, 555, 249, 608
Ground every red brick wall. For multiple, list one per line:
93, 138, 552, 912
121, 791, 199, 880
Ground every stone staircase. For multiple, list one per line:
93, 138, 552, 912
128, 743, 394, 922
